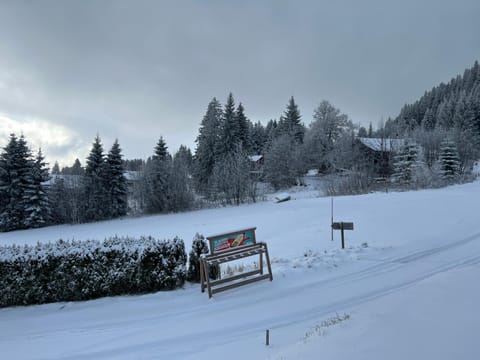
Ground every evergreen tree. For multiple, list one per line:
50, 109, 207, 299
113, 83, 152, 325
174, 145, 193, 174
186, 233, 210, 282
0, 134, 33, 231
51, 161, 60, 175
194, 97, 222, 193
153, 136, 169, 161
23, 149, 51, 228
169, 147, 194, 212
216, 93, 239, 158
421, 108, 435, 130
104, 140, 128, 218
358, 126, 368, 138
391, 141, 421, 187
71, 158, 84, 175
279, 96, 304, 144
249, 121, 267, 154
438, 138, 461, 182
143, 140, 171, 214
83, 135, 107, 221
235, 102, 250, 151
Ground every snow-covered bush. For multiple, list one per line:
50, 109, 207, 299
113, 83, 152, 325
0, 236, 187, 307
186, 233, 218, 282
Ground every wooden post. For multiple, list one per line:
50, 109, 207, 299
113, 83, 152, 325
266, 329, 270, 346
341, 222, 345, 249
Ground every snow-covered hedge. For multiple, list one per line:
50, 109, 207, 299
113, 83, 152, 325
0, 236, 187, 307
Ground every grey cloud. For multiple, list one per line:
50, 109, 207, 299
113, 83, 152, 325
0, 0, 479, 164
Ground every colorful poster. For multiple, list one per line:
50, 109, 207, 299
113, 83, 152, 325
210, 229, 255, 253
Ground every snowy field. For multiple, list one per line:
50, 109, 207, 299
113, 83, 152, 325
1, 180, 480, 359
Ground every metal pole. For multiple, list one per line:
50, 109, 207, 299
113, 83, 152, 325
341, 223, 345, 249
266, 329, 270, 346
331, 197, 334, 241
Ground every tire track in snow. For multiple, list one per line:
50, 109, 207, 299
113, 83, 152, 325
59, 232, 480, 359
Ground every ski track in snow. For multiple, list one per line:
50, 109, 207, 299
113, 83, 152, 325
5, 231, 480, 359
2, 182, 480, 359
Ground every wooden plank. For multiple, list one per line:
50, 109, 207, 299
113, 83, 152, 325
263, 242, 273, 281
332, 222, 342, 230
332, 222, 354, 230
211, 274, 272, 295
342, 222, 354, 230
209, 269, 262, 287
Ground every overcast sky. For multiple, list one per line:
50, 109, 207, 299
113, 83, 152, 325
0, 0, 479, 166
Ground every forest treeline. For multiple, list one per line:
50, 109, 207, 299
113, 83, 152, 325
1, 61, 479, 232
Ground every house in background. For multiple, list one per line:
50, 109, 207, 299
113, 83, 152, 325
248, 154, 264, 175
355, 137, 405, 178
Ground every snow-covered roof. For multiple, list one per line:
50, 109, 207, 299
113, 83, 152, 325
124, 170, 141, 181
42, 174, 81, 186
248, 155, 263, 162
357, 137, 404, 152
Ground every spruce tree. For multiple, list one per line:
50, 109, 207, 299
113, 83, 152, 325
23, 149, 51, 228
71, 158, 84, 175
391, 141, 421, 187
153, 136, 169, 161
84, 135, 107, 221
421, 108, 435, 130
51, 161, 60, 175
280, 96, 304, 144
194, 97, 222, 193
0, 134, 35, 231
235, 102, 250, 151
216, 93, 238, 158
439, 138, 461, 182
104, 140, 128, 218
249, 121, 267, 154
144, 139, 171, 214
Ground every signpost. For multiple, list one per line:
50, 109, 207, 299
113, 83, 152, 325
331, 221, 354, 249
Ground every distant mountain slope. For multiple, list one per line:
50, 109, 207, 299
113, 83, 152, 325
386, 61, 480, 134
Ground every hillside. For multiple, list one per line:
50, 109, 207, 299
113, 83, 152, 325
1, 181, 480, 359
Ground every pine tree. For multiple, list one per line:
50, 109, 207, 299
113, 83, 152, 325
421, 108, 435, 130
84, 135, 107, 221
51, 161, 60, 175
249, 121, 267, 154
216, 93, 239, 158
235, 103, 250, 151
104, 140, 128, 218
186, 234, 209, 282
439, 138, 461, 182
391, 141, 421, 187
153, 136, 169, 161
71, 158, 84, 175
280, 96, 304, 144
143, 140, 172, 214
0, 134, 34, 231
174, 145, 193, 173
23, 149, 51, 228
169, 148, 194, 212
194, 98, 222, 193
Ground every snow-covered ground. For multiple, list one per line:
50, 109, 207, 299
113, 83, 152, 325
1, 180, 480, 359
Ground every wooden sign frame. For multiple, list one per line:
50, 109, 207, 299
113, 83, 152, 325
206, 227, 257, 255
